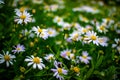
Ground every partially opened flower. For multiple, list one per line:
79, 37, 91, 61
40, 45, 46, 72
79, 51, 91, 64
0, 51, 16, 67
12, 44, 25, 54
25, 55, 45, 70
44, 54, 55, 62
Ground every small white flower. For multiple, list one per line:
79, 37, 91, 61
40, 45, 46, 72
69, 30, 82, 41
44, 54, 55, 62
14, 10, 32, 24
96, 24, 108, 33
79, 15, 89, 23
60, 49, 74, 60
98, 37, 109, 47
73, 6, 99, 14
79, 51, 91, 64
47, 28, 58, 37
51, 61, 68, 80
84, 31, 99, 45
53, 16, 64, 26
50, 4, 59, 12
12, 44, 25, 54
21, 29, 34, 38
32, 26, 49, 40
25, 55, 45, 70
0, 51, 15, 67
32, 0, 43, 4
62, 22, 72, 31
72, 22, 82, 30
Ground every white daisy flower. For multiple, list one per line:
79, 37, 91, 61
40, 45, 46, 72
84, 31, 99, 45
96, 24, 108, 33
25, 55, 45, 70
79, 51, 91, 64
40, 31, 49, 40
53, 16, 64, 26
12, 44, 25, 54
44, 54, 55, 62
62, 22, 72, 31
50, 4, 59, 12
112, 38, 120, 54
79, 15, 89, 23
60, 49, 74, 60
73, 6, 99, 14
32, 26, 49, 40
0, 51, 16, 67
72, 22, 82, 30
69, 30, 82, 41
51, 61, 68, 80
32, 0, 43, 4
47, 28, 58, 37
21, 29, 35, 38
14, 10, 32, 24
98, 37, 109, 47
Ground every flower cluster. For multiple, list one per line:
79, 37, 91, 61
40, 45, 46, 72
0, 0, 120, 80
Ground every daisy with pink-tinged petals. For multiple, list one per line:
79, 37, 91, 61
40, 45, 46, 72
60, 49, 74, 60
79, 51, 91, 64
51, 61, 68, 80
12, 44, 25, 54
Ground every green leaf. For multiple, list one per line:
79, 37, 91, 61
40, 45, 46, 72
95, 55, 104, 69
84, 68, 94, 80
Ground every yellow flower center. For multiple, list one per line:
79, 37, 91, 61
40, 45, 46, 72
16, 48, 21, 51
20, 7, 25, 12
91, 35, 97, 40
83, 17, 88, 22
20, 15, 26, 19
98, 38, 103, 43
48, 31, 53, 35
74, 33, 79, 38
57, 68, 63, 73
66, 51, 70, 56
106, 18, 110, 22
83, 28, 87, 33
82, 55, 87, 59
33, 57, 40, 64
38, 28, 42, 33
48, 56, 53, 60
73, 67, 80, 73
4, 55, 10, 61
100, 26, 105, 31
57, 18, 61, 22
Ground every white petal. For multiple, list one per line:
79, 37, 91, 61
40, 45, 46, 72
0, 59, 5, 63
38, 64, 42, 70
33, 64, 37, 69
6, 61, 10, 67
27, 62, 33, 66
